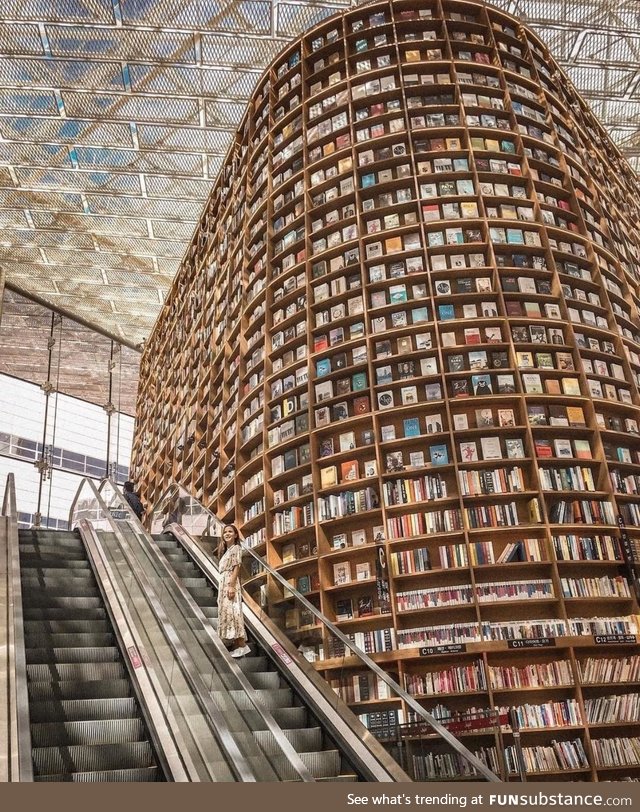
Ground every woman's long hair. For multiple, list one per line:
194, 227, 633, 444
217, 524, 240, 559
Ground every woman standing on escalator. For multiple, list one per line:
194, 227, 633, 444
217, 524, 250, 658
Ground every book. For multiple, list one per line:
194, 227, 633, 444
341, 460, 359, 482
356, 562, 372, 581
333, 563, 352, 586
429, 444, 449, 465
320, 466, 338, 488
459, 441, 478, 462
335, 597, 354, 620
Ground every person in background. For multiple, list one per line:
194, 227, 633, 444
217, 524, 250, 658
122, 480, 145, 521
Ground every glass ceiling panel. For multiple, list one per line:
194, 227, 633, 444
0, 0, 638, 346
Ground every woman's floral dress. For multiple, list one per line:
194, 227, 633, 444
218, 543, 245, 641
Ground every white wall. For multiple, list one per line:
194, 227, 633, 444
0, 374, 134, 526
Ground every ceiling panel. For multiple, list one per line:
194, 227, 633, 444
0, 0, 638, 347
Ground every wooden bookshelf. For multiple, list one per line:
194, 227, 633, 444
133, 0, 640, 781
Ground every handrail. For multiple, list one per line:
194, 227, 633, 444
69, 477, 262, 782
150, 480, 502, 782
1, 474, 33, 781
83, 477, 316, 782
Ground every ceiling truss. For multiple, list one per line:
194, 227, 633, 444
0, 0, 638, 344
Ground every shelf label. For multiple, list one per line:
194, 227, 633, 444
272, 642, 293, 665
594, 634, 637, 645
507, 637, 556, 649
109, 508, 129, 520
127, 646, 143, 668
419, 644, 467, 656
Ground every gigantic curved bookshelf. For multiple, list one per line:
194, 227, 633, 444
133, 0, 640, 781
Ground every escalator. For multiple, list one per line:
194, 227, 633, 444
154, 533, 356, 781
18, 527, 163, 782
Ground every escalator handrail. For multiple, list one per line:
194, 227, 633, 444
69, 477, 266, 782
1, 473, 33, 782
149, 480, 502, 783
90, 477, 316, 782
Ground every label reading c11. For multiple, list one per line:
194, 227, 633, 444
507, 637, 556, 649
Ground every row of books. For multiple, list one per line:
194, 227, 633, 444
382, 474, 448, 505
458, 467, 525, 496
560, 576, 632, 600
412, 748, 499, 780
271, 502, 314, 536
330, 674, 390, 704
591, 737, 640, 768
472, 538, 543, 564
504, 740, 588, 773
505, 699, 582, 729
488, 660, 574, 691
548, 499, 616, 525
553, 534, 622, 562
465, 501, 527, 529
475, 578, 554, 603
396, 584, 473, 611
386, 508, 463, 539
317, 487, 379, 521
538, 466, 598, 492
404, 661, 486, 696
329, 627, 396, 656
578, 656, 640, 685
585, 693, 640, 724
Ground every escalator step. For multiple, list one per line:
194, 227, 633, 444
299, 750, 342, 779
24, 620, 111, 635
246, 671, 283, 690
21, 585, 101, 598
228, 687, 293, 710
24, 633, 114, 649
22, 568, 93, 581
20, 544, 87, 561
200, 606, 218, 618
188, 588, 216, 603
28, 679, 131, 702
237, 656, 268, 673
32, 741, 155, 776
239, 706, 308, 731
254, 726, 323, 754
26, 646, 121, 665
35, 766, 160, 782
23, 608, 106, 622
152, 540, 179, 551
27, 661, 126, 683
19, 533, 83, 549
30, 718, 145, 747
29, 697, 138, 723
181, 578, 208, 589
22, 596, 103, 610
169, 563, 200, 577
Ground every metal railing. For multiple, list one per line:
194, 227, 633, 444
149, 481, 502, 783
1, 474, 33, 781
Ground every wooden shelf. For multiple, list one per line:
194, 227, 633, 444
133, 0, 640, 784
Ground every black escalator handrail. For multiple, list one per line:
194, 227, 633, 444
151, 481, 502, 783
1, 473, 33, 782
69, 477, 262, 782
94, 478, 316, 782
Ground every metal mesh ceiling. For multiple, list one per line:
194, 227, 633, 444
0, 0, 639, 344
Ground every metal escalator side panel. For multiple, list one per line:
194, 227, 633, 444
76, 521, 191, 782
1, 474, 33, 781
